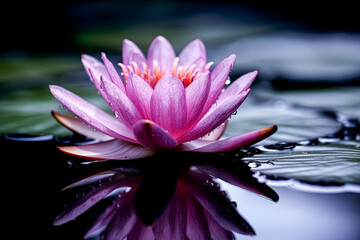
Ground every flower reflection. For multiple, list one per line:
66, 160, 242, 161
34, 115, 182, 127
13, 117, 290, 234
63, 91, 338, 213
49, 35, 276, 160
54, 151, 278, 239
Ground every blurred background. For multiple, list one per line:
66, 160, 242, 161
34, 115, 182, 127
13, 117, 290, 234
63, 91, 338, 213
0, 1, 359, 240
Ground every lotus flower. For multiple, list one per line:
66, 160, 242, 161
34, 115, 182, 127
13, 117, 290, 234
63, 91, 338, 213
54, 152, 279, 239
49, 36, 277, 159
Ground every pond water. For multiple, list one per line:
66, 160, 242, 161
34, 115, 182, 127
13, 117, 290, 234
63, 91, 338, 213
1, 23, 360, 240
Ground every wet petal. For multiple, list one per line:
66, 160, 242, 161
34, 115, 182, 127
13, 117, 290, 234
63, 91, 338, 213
178, 39, 206, 70
186, 194, 211, 240
150, 75, 187, 137
218, 70, 257, 104
147, 36, 176, 74
133, 120, 179, 150
200, 120, 228, 141
200, 54, 236, 117
51, 111, 113, 141
101, 79, 143, 128
181, 171, 255, 236
53, 175, 137, 226
126, 72, 153, 119
59, 139, 156, 160
185, 72, 211, 130
49, 85, 136, 142
81, 54, 109, 82
177, 89, 250, 143
81, 54, 109, 102
101, 52, 126, 92
152, 188, 187, 240
122, 39, 147, 68
190, 125, 278, 153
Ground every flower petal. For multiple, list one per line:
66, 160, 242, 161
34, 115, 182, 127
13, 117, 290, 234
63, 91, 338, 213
147, 36, 176, 74
101, 79, 143, 128
185, 72, 211, 130
186, 194, 211, 240
218, 70, 257, 104
53, 175, 137, 226
190, 125, 278, 153
150, 75, 187, 137
196, 159, 279, 202
103, 189, 138, 240
101, 52, 126, 92
181, 171, 255, 235
84, 200, 117, 239
178, 39, 206, 70
177, 89, 250, 143
81, 54, 109, 102
49, 85, 136, 142
206, 212, 234, 240
152, 187, 187, 240
126, 72, 153, 119
122, 39, 147, 68
59, 139, 156, 160
127, 221, 155, 240
51, 111, 113, 141
133, 120, 179, 150
201, 120, 228, 141
200, 54, 236, 117
81, 54, 109, 82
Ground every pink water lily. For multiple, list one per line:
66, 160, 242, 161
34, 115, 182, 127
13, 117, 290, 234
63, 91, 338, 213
50, 36, 276, 160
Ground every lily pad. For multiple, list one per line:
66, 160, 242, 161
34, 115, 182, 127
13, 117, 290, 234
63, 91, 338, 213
245, 140, 360, 185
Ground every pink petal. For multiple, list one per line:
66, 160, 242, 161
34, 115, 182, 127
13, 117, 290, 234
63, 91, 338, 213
185, 72, 211, 130
59, 139, 156, 160
200, 120, 228, 141
147, 36, 176, 74
53, 175, 139, 226
218, 70, 257, 104
51, 111, 113, 141
190, 125, 278, 152
152, 188, 187, 240
150, 75, 187, 138
101, 79, 143, 128
177, 89, 250, 143
101, 52, 126, 92
127, 221, 155, 240
180, 171, 255, 235
133, 120, 179, 150
126, 72, 153, 119
178, 39, 207, 70
122, 39, 147, 68
103, 189, 138, 240
49, 85, 136, 142
186, 194, 211, 240
81, 54, 109, 82
81, 54, 109, 102
63, 171, 118, 191
200, 54, 236, 118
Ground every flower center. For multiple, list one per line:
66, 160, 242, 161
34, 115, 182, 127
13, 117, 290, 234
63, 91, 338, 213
118, 57, 213, 88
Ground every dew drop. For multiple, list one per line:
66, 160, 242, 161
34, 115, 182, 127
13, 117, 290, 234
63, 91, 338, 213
231, 201, 237, 208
